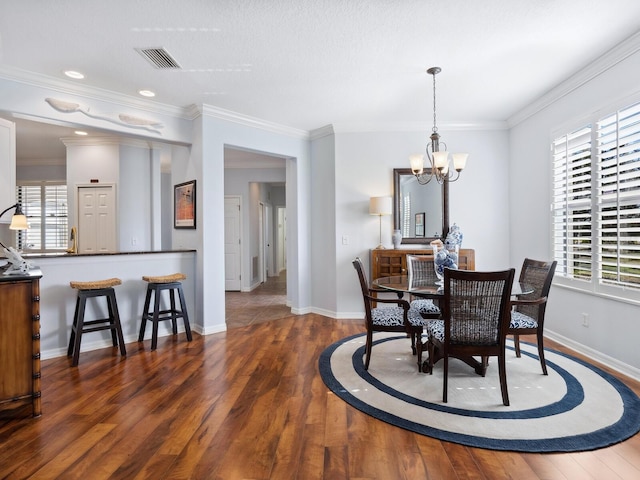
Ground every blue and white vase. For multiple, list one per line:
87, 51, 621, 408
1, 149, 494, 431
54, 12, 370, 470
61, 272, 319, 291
432, 243, 459, 283
444, 223, 463, 249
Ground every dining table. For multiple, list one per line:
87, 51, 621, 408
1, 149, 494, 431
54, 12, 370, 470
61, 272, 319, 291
372, 274, 534, 375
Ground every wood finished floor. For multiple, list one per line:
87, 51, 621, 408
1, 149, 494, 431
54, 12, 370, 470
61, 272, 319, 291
1, 272, 639, 479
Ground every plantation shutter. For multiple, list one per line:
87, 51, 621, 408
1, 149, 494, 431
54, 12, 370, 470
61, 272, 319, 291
596, 101, 640, 288
552, 125, 592, 280
16, 184, 68, 252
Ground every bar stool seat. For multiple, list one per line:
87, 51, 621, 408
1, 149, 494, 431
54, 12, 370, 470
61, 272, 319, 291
68, 278, 127, 366
139, 273, 192, 350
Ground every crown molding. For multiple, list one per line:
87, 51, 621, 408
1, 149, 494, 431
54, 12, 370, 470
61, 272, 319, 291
197, 104, 310, 139
309, 125, 335, 140
0, 65, 192, 119
507, 31, 640, 127
329, 120, 508, 134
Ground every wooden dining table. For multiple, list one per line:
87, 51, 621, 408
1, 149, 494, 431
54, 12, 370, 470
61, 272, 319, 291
372, 275, 533, 375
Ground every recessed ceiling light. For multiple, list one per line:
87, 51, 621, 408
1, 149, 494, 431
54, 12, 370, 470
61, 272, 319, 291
64, 70, 85, 79
74, 130, 88, 136
139, 89, 156, 97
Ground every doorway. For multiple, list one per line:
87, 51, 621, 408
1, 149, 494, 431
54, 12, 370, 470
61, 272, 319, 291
223, 146, 288, 322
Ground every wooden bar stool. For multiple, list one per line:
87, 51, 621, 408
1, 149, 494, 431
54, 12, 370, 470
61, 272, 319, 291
138, 273, 192, 350
67, 278, 127, 367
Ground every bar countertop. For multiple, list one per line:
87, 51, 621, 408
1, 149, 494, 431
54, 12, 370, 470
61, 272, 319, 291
18, 249, 196, 259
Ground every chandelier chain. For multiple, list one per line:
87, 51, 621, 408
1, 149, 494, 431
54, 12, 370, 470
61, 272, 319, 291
432, 71, 438, 134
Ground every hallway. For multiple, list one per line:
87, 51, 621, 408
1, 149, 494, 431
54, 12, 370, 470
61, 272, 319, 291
225, 271, 290, 328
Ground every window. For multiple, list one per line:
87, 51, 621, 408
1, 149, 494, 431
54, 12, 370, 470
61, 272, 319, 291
552, 100, 640, 295
16, 183, 68, 252
402, 193, 411, 238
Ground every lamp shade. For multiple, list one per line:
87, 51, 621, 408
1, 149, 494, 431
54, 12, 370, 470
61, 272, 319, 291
9, 214, 28, 230
369, 196, 392, 216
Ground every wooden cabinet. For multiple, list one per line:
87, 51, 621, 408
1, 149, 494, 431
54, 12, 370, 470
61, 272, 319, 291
370, 248, 475, 280
0, 269, 42, 417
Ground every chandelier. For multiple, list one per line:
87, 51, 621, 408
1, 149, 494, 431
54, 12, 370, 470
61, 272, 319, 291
409, 67, 468, 185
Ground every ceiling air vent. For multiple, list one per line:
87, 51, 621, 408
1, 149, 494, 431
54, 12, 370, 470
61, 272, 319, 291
135, 47, 181, 69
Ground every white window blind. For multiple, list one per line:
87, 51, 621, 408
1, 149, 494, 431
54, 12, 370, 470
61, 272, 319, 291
553, 99, 640, 294
16, 184, 68, 252
552, 125, 593, 281
402, 194, 411, 238
596, 101, 640, 288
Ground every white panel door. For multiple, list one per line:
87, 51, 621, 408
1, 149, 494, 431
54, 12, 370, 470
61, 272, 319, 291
224, 196, 241, 291
77, 185, 116, 253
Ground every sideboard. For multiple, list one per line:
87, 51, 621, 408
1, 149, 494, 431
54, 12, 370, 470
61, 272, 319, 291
0, 268, 42, 417
370, 248, 476, 281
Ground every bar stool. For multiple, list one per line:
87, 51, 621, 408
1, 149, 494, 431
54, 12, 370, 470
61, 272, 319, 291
138, 273, 192, 350
67, 278, 127, 367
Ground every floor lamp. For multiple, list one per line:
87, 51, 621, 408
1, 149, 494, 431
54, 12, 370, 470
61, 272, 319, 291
369, 196, 392, 249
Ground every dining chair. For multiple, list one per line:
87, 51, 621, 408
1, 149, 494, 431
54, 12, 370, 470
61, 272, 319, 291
509, 258, 557, 375
425, 268, 515, 405
406, 255, 441, 319
352, 257, 427, 371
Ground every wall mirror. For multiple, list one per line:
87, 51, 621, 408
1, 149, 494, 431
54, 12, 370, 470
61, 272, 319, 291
393, 168, 449, 244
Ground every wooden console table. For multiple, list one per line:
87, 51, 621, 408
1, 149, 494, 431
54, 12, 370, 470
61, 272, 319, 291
370, 248, 475, 281
0, 268, 42, 417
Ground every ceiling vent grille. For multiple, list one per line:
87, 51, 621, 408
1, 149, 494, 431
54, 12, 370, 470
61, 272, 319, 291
135, 47, 181, 69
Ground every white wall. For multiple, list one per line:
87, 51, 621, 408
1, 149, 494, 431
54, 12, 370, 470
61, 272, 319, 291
332, 129, 510, 317
509, 42, 640, 374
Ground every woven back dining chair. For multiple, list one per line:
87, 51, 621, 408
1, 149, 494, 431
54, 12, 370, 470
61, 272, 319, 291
425, 268, 515, 405
352, 257, 427, 371
509, 258, 557, 375
406, 255, 441, 319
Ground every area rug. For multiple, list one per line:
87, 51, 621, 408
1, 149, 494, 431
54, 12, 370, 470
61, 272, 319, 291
319, 332, 640, 452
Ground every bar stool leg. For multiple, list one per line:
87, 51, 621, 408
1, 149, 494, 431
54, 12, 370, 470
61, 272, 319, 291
107, 290, 126, 357
151, 287, 161, 350
67, 295, 81, 358
71, 293, 87, 367
138, 285, 152, 342
177, 285, 192, 341
170, 288, 178, 335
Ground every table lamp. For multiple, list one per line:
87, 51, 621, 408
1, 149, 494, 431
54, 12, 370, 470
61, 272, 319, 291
369, 196, 392, 249
0, 203, 28, 230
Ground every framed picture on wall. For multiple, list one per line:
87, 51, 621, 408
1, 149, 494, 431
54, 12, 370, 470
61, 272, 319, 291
174, 180, 196, 229
415, 212, 425, 237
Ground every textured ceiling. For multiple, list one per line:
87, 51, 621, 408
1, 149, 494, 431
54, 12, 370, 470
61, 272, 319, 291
2, 0, 640, 134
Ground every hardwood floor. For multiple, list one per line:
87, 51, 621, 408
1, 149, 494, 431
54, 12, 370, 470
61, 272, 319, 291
1, 273, 639, 479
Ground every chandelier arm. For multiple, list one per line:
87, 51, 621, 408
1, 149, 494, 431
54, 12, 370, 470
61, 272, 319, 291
415, 171, 434, 185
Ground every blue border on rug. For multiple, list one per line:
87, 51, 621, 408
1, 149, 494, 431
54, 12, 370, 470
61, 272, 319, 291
318, 333, 640, 452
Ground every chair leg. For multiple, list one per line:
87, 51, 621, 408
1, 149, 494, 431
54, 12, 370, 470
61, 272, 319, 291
537, 330, 548, 375
443, 354, 449, 403
415, 330, 423, 372
513, 334, 521, 357
364, 330, 373, 370
498, 352, 510, 406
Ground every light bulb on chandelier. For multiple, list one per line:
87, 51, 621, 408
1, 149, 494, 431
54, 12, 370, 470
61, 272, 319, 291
410, 67, 468, 185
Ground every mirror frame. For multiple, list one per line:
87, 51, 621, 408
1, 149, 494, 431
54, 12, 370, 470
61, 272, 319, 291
393, 168, 449, 244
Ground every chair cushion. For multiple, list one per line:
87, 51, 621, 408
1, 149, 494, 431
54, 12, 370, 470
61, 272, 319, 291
371, 306, 427, 327
426, 319, 444, 342
510, 311, 538, 329
411, 298, 441, 315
